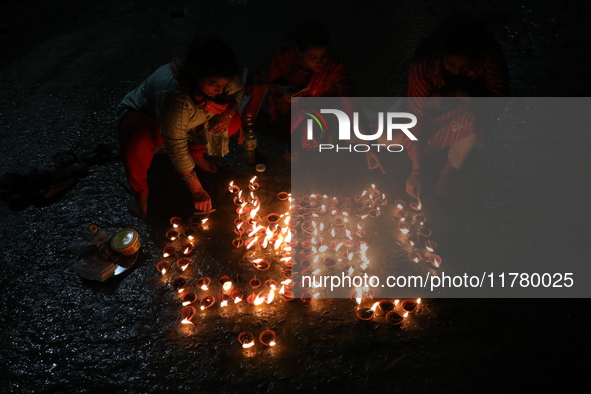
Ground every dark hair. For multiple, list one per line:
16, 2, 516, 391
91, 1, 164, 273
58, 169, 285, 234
171, 37, 240, 95
415, 13, 501, 61
284, 18, 330, 52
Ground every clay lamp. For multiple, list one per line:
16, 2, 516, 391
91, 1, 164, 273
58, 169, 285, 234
356, 302, 380, 320
218, 294, 231, 308
172, 277, 187, 293
395, 210, 408, 221
180, 243, 194, 256
166, 230, 179, 241
176, 257, 191, 272
232, 238, 244, 248
429, 254, 442, 268
265, 279, 278, 291
378, 299, 395, 313
259, 330, 277, 347
414, 214, 427, 226
249, 277, 262, 289
180, 306, 196, 325
181, 292, 198, 306
398, 222, 410, 235
375, 194, 388, 207
282, 290, 295, 302
408, 234, 419, 247
408, 252, 422, 264
300, 292, 312, 303
238, 332, 255, 348
183, 226, 196, 240
196, 277, 211, 291
386, 311, 406, 325
218, 275, 233, 291
228, 181, 241, 194
231, 290, 244, 303
156, 261, 171, 275
394, 200, 406, 210
248, 176, 260, 191
200, 295, 216, 310
323, 257, 338, 268
170, 217, 182, 228
401, 298, 420, 313
252, 258, 270, 271
419, 227, 432, 238
162, 245, 176, 258
277, 191, 290, 200
425, 240, 438, 253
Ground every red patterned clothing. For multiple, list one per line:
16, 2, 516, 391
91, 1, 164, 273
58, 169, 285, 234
404, 53, 509, 158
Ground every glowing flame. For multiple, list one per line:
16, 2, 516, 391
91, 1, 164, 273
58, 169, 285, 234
254, 293, 265, 306
312, 268, 321, 275
319, 245, 328, 253
269, 341, 276, 346
246, 236, 259, 250
355, 288, 363, 305
347, 266, 354, 275
279, 285, 285, 295
177, 288, 185, 293
267, 290, 275, 304
180, 263, 189, 271
223, 281, 233, 291
181, 318, 193, 325
161, 268, 167, 275
242, 341, 255, 349
220, 300, 228, 308
394, 299, 400, 306
163, 253, 170, 258
182, 301, 190, 306
335, 242, 344, 252
403, 312, 409, 318
201, 285, 208, 291
417, 298, 422, 304
234, 297, 242, 304
249, 176, 257, 184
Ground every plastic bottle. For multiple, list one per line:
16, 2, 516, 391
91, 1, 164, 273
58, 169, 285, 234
244, 113, 257, 164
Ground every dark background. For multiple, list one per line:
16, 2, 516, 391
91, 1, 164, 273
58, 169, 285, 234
1, 0, 590, 393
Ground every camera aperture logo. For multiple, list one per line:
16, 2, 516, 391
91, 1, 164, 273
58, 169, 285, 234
305, 109, 418, 153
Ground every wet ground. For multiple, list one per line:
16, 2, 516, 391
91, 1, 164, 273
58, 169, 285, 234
1, 0, 591, 393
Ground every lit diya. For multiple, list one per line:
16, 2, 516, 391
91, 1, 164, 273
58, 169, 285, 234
218, 275, 233, 291
172, 277, 187, 293
408, 234, 419, 247
181, 306, 196, 325
429, 254, 442, 268
408, 252, 422, 264
398, 222, 410, 235
385, 311, 406, 325
394, 199, 406, 209
196, 277, 211, 291
180, 243, 194, 255
414, 214, 427, 226
238, 331, 255, 348
181, 292, 198, 306
200, 295, 216, 310
232, 238, 244, 248
265, 279, 277, 290
252, 258, 270, 271
248, 176, 259, 191
356, 302, 380, 320
231, 290, 243, 303
378, 299, 395, 313
166, 230, 179, 241
183, 226, 196, 240
162, 245, 176, 258
425, 240, 438, 252
218, 294, 231, 307
170, 216, 182, 228
176, 257, 191, 271
401, 298, 420, 313
228, 181, 241, 194
156, 261, 171, 275
395, 210, 408, 221
259, 330, 277, 347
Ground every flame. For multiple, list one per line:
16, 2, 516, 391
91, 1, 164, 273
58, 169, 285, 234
173, 223, 179, 228
200, 306, 205, 310
335, 242, 344, 252
312, 268, 321, 275
312, 292, 320, 298
177, 288, 185, 293
394, 299, 400, 306
234, 297, 242, 303
184, 246, 191, 254
417, 298, 422, 304
242, 341, 255, 349
362, 191, 367, 196
254, 293, 265, 306
267, 290, 275, 304
161, 268, 167, 275
220, 300, 228, 307
180, 263, 189, 271
187, 235, 194, 240
269, 341, 276, 346
279, 285, 285, 295
403, 312, 409, 318
400, 227, 410, 235
371, 302, 380, 312
319, 245, 328, 253
347, 266, 354, 275
163, 253, 170, 258
249, 176, 257, 184
355, 288, 363, 305
223, 281, 233, 291
246, 236, 259, 250
182, 301, 190, 306
181, 319, 193, 325
347, 252, 354, 261
201, 285, 208, 291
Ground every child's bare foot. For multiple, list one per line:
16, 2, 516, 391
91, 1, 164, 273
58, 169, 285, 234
129, 194, 148, 218
194, 157, 217, 173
